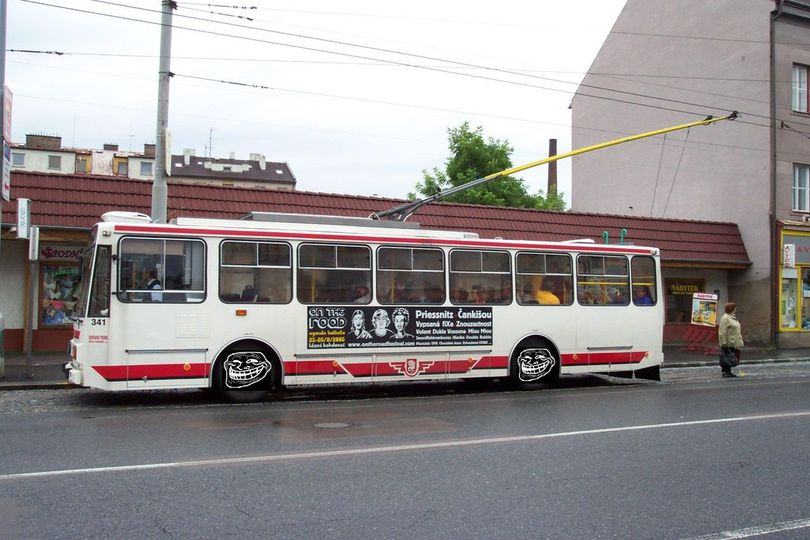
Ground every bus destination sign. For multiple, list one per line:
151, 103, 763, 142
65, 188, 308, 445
307, 306, 493, 349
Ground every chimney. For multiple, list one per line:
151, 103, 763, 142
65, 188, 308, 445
183, 148, 195, 166
548, 138, 557, 198
103, 143, 118, 151
26, 134, 62, 150
259, 154, 266, 170
143, 143, 156, 157
229, 151, 236, 160
249, 153, 261, 161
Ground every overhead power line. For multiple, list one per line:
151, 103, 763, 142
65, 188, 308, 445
84, 0, 810, 131
21, 0, 810, 135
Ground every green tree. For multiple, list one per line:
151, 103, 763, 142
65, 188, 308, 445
410, 122, 566, 211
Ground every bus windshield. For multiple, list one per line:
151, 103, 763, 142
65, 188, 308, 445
75, 244, 112, 319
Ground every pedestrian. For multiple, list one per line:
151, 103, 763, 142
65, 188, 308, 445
718, 302, 743, 378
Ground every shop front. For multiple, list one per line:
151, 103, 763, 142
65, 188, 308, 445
779, 227, 810, 346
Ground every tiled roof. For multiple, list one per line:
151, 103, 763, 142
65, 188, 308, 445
1, 172, 750, 267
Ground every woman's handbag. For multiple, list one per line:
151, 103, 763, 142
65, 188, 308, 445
720, 348, 740, 368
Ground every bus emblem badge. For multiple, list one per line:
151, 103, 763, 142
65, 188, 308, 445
390, 359, 435, 377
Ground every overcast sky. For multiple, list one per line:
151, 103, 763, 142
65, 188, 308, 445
6, 0, 626, 203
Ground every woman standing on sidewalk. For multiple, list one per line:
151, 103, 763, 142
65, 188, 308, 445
718, 302, 744, 377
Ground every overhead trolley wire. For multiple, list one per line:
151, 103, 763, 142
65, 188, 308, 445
83, 0, 810, 132
20, 1, 809, 135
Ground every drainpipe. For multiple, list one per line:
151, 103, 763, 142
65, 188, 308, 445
770, 2, 782, 347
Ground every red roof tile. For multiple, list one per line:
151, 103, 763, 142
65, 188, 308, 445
1, 172, 750, 266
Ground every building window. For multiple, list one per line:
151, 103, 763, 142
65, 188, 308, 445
76, 157, 89, 173
140, 161, 153, 176
794, 164, 810, 212
47, 155, 61, 170
11, 152, 24, 167
664, 278, 704, 323
116, 160, 128, 176
794, 64, 808, 113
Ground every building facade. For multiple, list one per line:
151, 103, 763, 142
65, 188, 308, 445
571, 0, 810, 346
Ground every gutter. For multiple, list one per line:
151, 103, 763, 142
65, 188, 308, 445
770, 1, 782, 347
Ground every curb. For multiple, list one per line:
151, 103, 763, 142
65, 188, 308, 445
0, 381, 73, 391
662, 356, 810, 369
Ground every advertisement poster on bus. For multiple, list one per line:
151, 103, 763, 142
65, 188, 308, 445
690, 292, 718, 327
307, 306, 493, 349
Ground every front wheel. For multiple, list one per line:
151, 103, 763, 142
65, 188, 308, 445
511, 343, 559, 387
214, 349, 275, 403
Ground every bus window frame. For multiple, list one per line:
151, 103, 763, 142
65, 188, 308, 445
218, 239, 293, 305
116, 235, 208, 304
296, 242, 373, 305
575, 253, 630, 306
630, 255, 658, 307
515, 251, 574, 306
375, 245, 446, 305
88, 245, 112, 317
448, 248, 513, 306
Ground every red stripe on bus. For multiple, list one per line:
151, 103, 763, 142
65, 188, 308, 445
561, 351, 647, 365
93, 363, 209, 381
113, 224, 654, 254
293, 360, 349, 376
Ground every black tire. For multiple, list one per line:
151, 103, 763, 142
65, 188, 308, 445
510, 339, 560, 388
213, 342, 278, 403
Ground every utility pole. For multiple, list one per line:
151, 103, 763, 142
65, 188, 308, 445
151, 0, 176, 223
547, 138, 557, 199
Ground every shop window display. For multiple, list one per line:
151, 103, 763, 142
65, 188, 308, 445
41, 264, 80, 326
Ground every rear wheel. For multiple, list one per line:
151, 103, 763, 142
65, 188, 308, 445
510, 339, 560, 387
213, 343, 278, 403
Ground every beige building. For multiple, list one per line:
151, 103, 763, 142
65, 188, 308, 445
571, 0, 810, 346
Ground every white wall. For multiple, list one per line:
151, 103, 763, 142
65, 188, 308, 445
10, 149, 76, 175
128, 157, 155, 180
0, 240, 27, 329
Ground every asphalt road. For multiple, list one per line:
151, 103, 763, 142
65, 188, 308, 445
1, 363, 809, 539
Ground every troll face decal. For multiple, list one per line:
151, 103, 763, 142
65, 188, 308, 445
517, 348, 555, 382
223, 351, 272, 389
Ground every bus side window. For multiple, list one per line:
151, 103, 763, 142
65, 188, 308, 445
631, 256, 657, 306
515, 252, 573, 306
449, 250, 511, 305
377, 247, 445, 304
576, 255, 629, 306
297, 244, 371, 304
117, 237, 206, 303
220, 241, 292, 304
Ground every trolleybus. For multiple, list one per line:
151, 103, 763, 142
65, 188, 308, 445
67, 210, 663, 401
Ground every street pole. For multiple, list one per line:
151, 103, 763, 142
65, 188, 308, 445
151, 0, 175, 224
0, 0, 8, 379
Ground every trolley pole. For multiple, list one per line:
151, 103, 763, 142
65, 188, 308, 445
151, 0, 176, 224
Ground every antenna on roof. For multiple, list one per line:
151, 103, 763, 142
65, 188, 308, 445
370, 112, 739, 221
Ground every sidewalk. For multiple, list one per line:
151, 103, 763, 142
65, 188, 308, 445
1, 346, 810, 390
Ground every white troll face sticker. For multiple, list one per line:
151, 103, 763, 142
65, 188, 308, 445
517, 348, 555, 382
223, 352, 272, 389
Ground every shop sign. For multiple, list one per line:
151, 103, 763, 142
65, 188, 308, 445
784, 243, 796, 268
39, 244, 83, 262
783, 235, 810, 264
669, 283, 700, 295
16, 198, 29, 239
691, 292, 718, 327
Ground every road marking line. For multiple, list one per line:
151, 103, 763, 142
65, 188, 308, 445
687, 517, 810, 539
1, 410, 808, 481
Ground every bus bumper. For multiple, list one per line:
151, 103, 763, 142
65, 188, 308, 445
67, 365, 83, 386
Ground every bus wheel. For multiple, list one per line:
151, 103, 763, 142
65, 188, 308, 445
511, 340, 559, 387
213, 345, 276, 403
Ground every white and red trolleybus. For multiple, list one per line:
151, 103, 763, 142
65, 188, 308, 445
67, 210, 663, 401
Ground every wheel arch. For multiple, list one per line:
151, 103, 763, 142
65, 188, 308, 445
210, 337, 284, 389
508, 333, 562, 377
